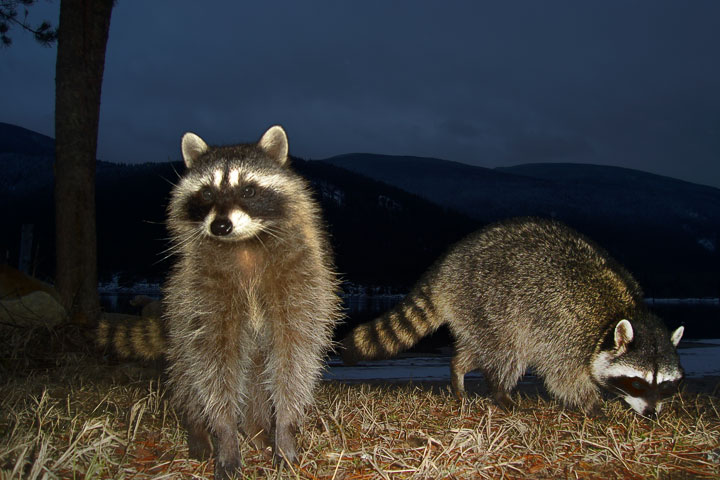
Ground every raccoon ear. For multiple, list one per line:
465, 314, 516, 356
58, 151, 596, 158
181, 133, 209, 168
614, 319, 634, 352
259, 125, 289, 166
670, 326, 684, 347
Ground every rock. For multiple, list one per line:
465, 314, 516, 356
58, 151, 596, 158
0, 290, 66, 327
129, 294, 155, 307
0, 264, 66, 327
141, 300, 162, 319
0, 264, 62, 303
129, 294, 163, 318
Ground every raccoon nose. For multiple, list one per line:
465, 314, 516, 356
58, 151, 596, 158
210, 218, 233, 236
642, 406, 658, 418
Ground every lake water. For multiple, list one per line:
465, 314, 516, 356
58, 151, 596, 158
324, 339, 720, 381
330, 297, 720, 380
102, 293, 719, 336
101, 293, 720, 380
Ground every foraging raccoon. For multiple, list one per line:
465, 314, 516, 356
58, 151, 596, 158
341, 217, 684, 416
164, 126, 341, 479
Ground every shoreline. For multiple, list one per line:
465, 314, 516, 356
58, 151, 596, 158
328, 375, 720, 397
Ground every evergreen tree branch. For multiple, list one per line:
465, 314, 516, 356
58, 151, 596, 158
0, 0, 58, 47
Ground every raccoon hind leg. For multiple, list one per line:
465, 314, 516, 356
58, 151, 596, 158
212, 420, 242, 480
451, 345, 480, 400
482, 369, 516, 411
479, 350, 526, 411
181, 407, 242, 479
451, 342, 518, 410
183, 416, 213, 461
542, 369, 603, 416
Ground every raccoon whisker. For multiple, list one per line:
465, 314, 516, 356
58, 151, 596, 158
168, 223, 204, 245
155, 249, 181, 265
258, 224, 287, 244
156, 244, 179, 262
160, 174, 179, 188
156, 228, 203, 263
172, 230, 204, 251
169, 162, 182, 181
253, 232, 270, 252
257, 228, 280, 244
156, 227, 200, 244
608, 384, 632, 398
159, 235, 191, 257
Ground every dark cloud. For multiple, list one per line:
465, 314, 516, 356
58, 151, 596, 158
2, 0, 719, 188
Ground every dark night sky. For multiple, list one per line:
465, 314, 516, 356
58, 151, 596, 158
2, 1, 720, 188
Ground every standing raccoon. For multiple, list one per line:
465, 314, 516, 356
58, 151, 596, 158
342, 217, 684, 416
165, 126, 341, 479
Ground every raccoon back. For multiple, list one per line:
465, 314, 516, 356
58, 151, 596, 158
437, 217, 644, 341
341, 217, 645, 364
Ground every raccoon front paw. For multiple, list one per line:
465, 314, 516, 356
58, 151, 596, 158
273, 434, 298, 468
214, 458, 242, 480
582, 401, 605, 419
451, 386, 468, 402
493, 391, 515, 412
272, 444, 298, 468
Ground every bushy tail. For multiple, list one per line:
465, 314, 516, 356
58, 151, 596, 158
96, 313, 167, 361
341, 284, 445, 364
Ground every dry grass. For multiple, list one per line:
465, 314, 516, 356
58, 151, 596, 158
1, 327, 719, 479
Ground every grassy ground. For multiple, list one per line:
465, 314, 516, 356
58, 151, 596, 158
1, 326, 719, 479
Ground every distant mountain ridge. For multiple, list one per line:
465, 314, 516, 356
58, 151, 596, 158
0, 122, 55, 195
323, 153, 720, 240
323, 153, 720, 296
324, 153, 720, 225
0, 122, 127, 196
0, 122, 54, 156
1, 123, 718, 297
0, 123, 474, 291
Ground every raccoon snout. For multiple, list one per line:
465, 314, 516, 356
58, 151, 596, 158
641, 405, 660, 418
210, 218, 233, 236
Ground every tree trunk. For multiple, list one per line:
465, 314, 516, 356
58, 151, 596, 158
54, 0, 113, 325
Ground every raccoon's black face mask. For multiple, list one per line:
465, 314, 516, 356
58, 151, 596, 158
172, 126, 295, 243
605, 375, 683, 416
593, 318, 685, 416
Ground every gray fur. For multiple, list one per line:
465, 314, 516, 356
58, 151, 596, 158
165, 126, 342, 478
342, 217, 684, 415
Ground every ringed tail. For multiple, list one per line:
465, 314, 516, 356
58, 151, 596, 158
96, 314, 167, 361
340, 283, 444, 364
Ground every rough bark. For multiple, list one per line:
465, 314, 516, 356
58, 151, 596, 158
54, 0, 113, 324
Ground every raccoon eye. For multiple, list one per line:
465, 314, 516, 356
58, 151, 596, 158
658, 380, 680, 396
241, 185, 255, 198
608, 376, 651, 397
200, 187, 213, 203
